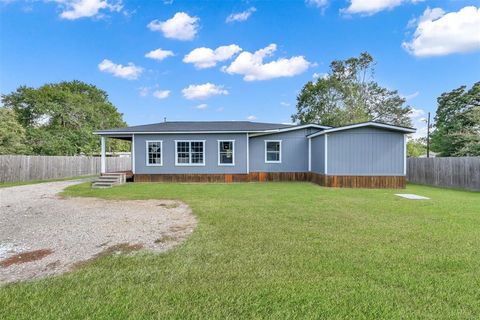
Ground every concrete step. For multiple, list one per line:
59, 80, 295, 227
97, 176, 120, 181
92, 172, 127, 188
95, 180, 119, 185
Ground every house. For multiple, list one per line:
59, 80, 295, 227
95, 121, 415, 188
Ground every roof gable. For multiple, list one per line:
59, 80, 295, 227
307, 122, 416, 138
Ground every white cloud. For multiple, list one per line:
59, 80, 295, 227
183, 44, 242, 69
403, 6, 480, 57
408, 107, 425, 119
98, 59, 143, 80
222, 44, 311, 81
305, 0, 328, 8
313, 72, 328, 80
216, 107, 224, 112
280, 102, 290, 107
147, 12, 199, 41
247, 115, 257, 121
196, 103, 208, 110
403, 91, 420, 100
342, 0, 421, 15
408, 107, 429, 138
145, 48, 174, 61
139, 87, 149, 97
226, 7, 256, 23
182, 83, 228, 100
153, 90, 170, 99
57, 0, 123, 20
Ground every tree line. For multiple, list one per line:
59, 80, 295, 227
291, 52, 479, 157
0, 81, 128, 155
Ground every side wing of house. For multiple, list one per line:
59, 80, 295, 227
309, 126, 407, 187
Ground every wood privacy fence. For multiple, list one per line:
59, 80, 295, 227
0, 155, 131, 183
407, 157, 480, 191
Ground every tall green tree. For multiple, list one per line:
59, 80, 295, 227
0, 107, 29, 154
407, 138, 427, 158
292, 52, 412, 127
1, 81, 128, 155
430, 82, 480, 156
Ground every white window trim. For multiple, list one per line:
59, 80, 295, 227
174, 140, 206, 166
265, 140, 282, 164
217, 140, 235, 166
145, 140, 163, 166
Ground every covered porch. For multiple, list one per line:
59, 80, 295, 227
98, 134, 134, 176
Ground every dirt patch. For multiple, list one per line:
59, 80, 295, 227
154, 235, 177, 244
0, 249, 53, 268
71, 243, 144, 270
0, 180, 197, 284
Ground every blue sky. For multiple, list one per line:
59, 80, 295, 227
1, 0, 479, 137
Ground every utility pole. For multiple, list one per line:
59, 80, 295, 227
426, 112, 430, 158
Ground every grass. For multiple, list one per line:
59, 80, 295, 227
1, 182, 479, 319
0, 175, 96, 188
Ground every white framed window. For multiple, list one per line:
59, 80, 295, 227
218, 140, 235, 166
146, 140, 163, 166
175, 140, 206, 166
265, 140, 281, 163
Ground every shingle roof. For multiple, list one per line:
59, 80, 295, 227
96, 121, 295, 134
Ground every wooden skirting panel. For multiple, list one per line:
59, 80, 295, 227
134, 173, 405, 188
134, 172, 310, 183
310, 173, 406, 189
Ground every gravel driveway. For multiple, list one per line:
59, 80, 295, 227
0, 180, 196, 284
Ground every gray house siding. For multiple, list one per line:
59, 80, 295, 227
326, 127, 405, 176
134, 133, 248, 174
310, 135, 325, 174
249, 129, 315, 172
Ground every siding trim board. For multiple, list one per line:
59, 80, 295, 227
308, 138, 311, 172
403, 134, 407, 175
246, 133, 250, 174
324, 134, 328, 175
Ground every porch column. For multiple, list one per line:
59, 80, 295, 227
101, 136, 106, 174
131, 134, 135, 174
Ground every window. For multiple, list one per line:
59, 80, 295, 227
265, 140, 281, 163
146, 141, 163, 166
218, 140, 235, 166
175, 140, 205, 166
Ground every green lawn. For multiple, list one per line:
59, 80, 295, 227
1, 182, 479, 319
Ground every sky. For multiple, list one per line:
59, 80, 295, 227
1, 0, 479, 138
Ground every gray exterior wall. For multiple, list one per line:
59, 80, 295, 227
249, 129, 317, 172
134, 133, 248, 174
310, 135, 325, 174
325, 127, 405, 176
